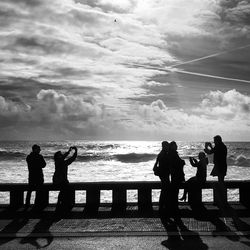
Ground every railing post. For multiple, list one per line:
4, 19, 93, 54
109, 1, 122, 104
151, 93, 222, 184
138, 186, 152, 212
85, 187, 100, 214
10, 190, 24, 208
112, 187, 127, 213
240, 183, 250, 208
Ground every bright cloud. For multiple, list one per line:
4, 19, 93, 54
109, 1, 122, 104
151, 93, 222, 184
196, 89, 250, 119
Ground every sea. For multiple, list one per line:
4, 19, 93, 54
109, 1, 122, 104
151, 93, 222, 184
0, 140, 250, 203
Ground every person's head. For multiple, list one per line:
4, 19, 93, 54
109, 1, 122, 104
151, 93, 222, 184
32, 144, 40, 154
198, 151, 206, 160
54, 151, 63, 161
214, 135, 222, 145
169, 141, 177, 151
161, 141, 169, 151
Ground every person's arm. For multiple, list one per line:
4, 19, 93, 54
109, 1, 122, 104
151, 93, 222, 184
153, 155, 159, 171
204, 142, 214, 155
40, 155, 46, 168
189, 157, 198, 167
62, 148, 71, 160
65, 147, 77, 166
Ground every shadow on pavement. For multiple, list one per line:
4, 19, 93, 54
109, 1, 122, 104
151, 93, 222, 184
0, 217, 29, 247
20, 218, 54, 249
160, 217, 208, 250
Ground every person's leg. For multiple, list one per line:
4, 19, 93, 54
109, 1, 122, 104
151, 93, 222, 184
159, 180, 167, 213
25, 189, 32, 208
179, 188, 187, 201
170, 183, 180, 220
55, 185, 63, 214
218, 175, 225, 183
63, 183, 73, 211
180, 177, 196, 201
34, 183, 45, 210
217, 174, 227, 207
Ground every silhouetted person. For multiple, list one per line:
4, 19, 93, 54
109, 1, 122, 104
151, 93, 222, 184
25, 144, 46, 209
168, 141, 185, 221
153, 141, 170, 216
53, 146, 77, 217
179, 152, 208, 201
204, 135, 227, 183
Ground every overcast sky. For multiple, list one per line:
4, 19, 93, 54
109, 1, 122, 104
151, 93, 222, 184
0, 0, 250, 141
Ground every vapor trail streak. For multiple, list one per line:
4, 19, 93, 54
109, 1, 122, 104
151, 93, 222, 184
170, 44, 250, 68
174, 70, 250, 83
123, 44, 250, 83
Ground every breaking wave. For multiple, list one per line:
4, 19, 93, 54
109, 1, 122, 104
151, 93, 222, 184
227, 154, 250, 167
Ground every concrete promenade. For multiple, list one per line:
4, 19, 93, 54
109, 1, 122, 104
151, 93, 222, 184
0, 203, 250, 249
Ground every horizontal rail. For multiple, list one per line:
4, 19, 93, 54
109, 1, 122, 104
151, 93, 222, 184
0, 181, 249, 211
0, 180, 250, 190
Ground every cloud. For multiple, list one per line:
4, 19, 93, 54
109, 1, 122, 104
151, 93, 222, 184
0, 96, 29, 114
195, 89, 250, 119
1, 0, 250, 140
0, 89, 250, 140
36, 89, 102, 121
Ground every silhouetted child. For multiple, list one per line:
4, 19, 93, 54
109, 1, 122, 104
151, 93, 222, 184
53, 146, 77, 217
179, 152, 208, 202
25, 144, 46, 209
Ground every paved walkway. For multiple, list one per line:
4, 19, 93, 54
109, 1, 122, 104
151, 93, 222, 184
0, 203, 250, 249
0, 217, 250, 237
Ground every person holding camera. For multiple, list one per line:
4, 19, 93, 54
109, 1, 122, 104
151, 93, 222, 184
53, 146, 78, 217
204, 135, 227, 183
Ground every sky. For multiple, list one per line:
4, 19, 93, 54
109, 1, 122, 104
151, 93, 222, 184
0, 0, 250, 141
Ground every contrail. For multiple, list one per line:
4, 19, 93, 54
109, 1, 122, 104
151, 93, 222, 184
123, 44, 250, 84
124, 63, 250, 83
174, 70, 250, 84
170, 44, 250, 68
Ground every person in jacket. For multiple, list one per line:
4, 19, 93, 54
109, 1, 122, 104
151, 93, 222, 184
153, 141, 170, 216
168, 141, 185, 221
53, 146, 77, 216
25, 144, 46, 209
204, 135, 227, 183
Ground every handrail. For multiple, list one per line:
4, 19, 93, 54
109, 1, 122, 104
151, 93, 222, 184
0, 180, 249, 211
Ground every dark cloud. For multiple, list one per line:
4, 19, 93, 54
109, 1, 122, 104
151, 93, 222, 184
1, 0, 43, 7
0, 89, 104, 140
0, 77, 100, 105
54, 67, 92, 78
218, 0, 250, 25
3, 36, 77, 56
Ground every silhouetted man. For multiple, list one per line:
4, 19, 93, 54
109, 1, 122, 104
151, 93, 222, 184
168, 141, 185, 222
205, 135, 227, 183
25, 144, 46, 209
153, 141, 170, 216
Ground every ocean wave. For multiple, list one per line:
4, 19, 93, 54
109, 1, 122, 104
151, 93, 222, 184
114, 153, 156, 163
0, 150, 26, 160
227, 154, 250, 167
85, 144, 116, 150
